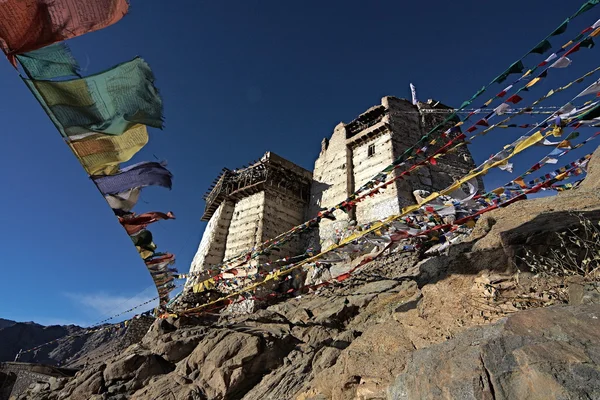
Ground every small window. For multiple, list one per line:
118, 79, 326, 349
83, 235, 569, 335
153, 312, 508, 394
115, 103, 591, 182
368, 144, 376, 157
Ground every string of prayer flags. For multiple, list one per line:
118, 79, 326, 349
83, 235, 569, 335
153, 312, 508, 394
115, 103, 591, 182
92, 161, 173, 195
0, 0, 128, 65
1, 2, 178, 308
553, 180, 584, 191
24, 57, 163, 137
69, 125, 150, 175
16, 43, 80, 80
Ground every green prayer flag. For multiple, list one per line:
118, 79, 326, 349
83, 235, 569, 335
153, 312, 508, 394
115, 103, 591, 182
25, 57, 163, 137
572, 0, 599, 18
470, 86, 486, 101
566, 131, 580, 140
460, 100, 472, 109
529, 40, 552, 55
550, 19, 569, 36
581, 38, 595, 49
17, 43, 79, 80
492, 60, 525, 84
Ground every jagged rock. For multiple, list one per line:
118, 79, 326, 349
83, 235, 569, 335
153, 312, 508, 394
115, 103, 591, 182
103, 351, 174, 386
71, 370, 104, 399
151, 336, 203, 363
131, 377, 207, 400
388, 304, 600, 400
175, 328, 296, 399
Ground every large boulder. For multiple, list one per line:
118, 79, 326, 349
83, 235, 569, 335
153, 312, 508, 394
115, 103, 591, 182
388, 304, 600, 400
466, 145, 600, 272
175, 328, 296, 400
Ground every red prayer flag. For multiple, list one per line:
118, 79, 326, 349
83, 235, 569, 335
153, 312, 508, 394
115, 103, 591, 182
120, 211, 175, 235
506, 94, 523, 104
0, 0, 128, 65
476, 119, 489, 127
564, 43, 581, 57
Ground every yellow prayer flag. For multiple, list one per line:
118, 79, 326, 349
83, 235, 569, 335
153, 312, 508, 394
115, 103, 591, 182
522, 69, 533, 78
525, 77, 541, 88
555, 172, 569, 181
29, 79, 95, 107
513, 177, 527, 189
550, 125, 563, 137
484, 99, 494, 107
562, 40, 574, 49
70, 124, 149, 175
591, 27, 600, 37
136, 247, 154, 260
492, 187, 505, 195
401, 204, 421, 214
514, 131, 544, 154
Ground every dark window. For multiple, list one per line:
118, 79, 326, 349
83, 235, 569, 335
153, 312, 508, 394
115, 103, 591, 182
368, 144, 376, 157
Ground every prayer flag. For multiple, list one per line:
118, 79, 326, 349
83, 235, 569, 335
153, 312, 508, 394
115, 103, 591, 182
25, 57, 163, 137
120, 211, 175, 235
105, 188, 141, 213
529, 40, 552, 55
550, 19, 569, 36
69, 124, 149, 175
506, 94, 523, 104
0, 0, 128, 65
577, 78, 600, 97
566, 131, 580, 140
573, 1, 599, 19
550, 57, 572, 68
539, 53, 557, 67
16, 43, 79, 79
492, 60, 525, 84
92, 161, 173, 195
494, 103, 510, 115
525, 77, 541, 88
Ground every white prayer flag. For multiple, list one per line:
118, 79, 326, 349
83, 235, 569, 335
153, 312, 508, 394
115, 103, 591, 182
550, 57, 572, 69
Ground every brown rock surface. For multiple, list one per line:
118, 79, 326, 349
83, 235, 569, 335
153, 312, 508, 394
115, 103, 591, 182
388, 304, 600, 400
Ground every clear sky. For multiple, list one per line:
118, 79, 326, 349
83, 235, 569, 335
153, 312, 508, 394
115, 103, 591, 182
0, 0, 598, 327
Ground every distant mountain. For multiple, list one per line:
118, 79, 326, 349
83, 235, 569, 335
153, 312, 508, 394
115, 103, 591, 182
0, 318, 16, 330
0, 320, 127, 366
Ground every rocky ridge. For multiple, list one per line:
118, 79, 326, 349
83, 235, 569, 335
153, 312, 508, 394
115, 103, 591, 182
16, 148, 600, 399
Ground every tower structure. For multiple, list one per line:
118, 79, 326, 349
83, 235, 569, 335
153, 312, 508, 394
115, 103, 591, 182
187, 152, 312, 285
307, 96, 482, 248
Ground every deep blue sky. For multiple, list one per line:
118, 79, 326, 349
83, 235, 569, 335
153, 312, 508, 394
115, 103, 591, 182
0, 0, 598, 326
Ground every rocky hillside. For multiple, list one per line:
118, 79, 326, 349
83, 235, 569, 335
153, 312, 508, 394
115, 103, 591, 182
16, 149, 600, 400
